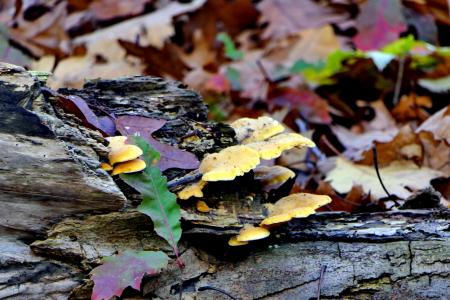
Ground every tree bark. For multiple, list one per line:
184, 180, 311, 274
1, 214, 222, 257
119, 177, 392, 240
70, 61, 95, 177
1, 62, 449, 300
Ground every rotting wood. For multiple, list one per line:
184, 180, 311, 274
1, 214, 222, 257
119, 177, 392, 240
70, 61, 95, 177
0, 62, 449, 300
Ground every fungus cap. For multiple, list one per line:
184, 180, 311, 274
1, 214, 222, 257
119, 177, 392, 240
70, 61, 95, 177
200, 145, 260, 181
260, 213, 292, 227
178, 180, 207, 200
247, 133, 315, 160
108, 144, 143, 165
269, 193, 332, 219
236, 225, 270, 242
254, 165, 295, 191
196, 200, 210, 213
228, 236, 249, 246
106, 136, 127, 150
231, 116, 285, 143
111, 159, 146, 175
100, 162, 113, 171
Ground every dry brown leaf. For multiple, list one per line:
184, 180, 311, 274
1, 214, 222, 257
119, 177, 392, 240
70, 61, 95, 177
333, 125, 399, 161
325, 157, 445, 200
48, 40, 144, 88
257, 0, 352, 40
73, 0, 205, 49
391, 94, 432, 122
358, 125, 422, 167
419, 131, 450, 175
264, 25, 341, 66
416, 105, 450, 144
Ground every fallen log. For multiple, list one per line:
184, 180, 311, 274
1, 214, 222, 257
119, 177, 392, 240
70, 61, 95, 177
1, 62, 449, 300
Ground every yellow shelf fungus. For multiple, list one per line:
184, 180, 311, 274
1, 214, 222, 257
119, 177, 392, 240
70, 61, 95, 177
230, 116, 285, 144
261, 193, 332, 227
177, 180, 207, 200
236, 225, 270, 242
228, 236, 249, 246
199, 145, 260, 181
247, 133, 316, 160
111, 159, 146, 175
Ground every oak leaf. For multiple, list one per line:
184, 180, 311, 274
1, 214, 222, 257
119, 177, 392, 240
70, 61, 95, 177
325, 157, 445, 200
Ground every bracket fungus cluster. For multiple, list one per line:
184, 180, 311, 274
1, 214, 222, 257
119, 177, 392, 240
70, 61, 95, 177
228, 193, 332, 246
177, 116, 315, 201
100, 136, 147, 175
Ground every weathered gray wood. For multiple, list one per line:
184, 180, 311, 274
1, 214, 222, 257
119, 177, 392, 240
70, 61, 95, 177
0, 229, 83, 300
30, 208, 450, 299
0, 63, 126, 235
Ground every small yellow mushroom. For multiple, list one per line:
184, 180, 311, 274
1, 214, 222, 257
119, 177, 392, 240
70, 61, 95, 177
178, 180, 207, 200
247, 133, 315, 160
260, 213, 292, 227
100, 162, 113, 171
108, 144, 143, 165
228, 236, 249, 246
106, 136, 127, 150
196, 200, 210, 213
270, 193, 331, 218
260, 193, 331, 227
111, 159, 146, 175
236, 225, 270, 242
200, 145, 260, 181
230, 116, 285, 143
254, 165, 295, 191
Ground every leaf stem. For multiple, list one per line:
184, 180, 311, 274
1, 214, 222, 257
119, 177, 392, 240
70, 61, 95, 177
372, 145, 392, 199
198, 286, 239, 300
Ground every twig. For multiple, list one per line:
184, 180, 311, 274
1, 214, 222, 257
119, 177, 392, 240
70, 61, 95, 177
198, 286, 239, 300
372, 145, 392, 199
167, 170, 202, 190
316, 265, 327, 300
392, 56, 405, 106
256, 60, 273, 84
178, 279, 183, 300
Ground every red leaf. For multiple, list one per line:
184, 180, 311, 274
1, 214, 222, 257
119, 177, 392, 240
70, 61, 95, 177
268, 87, 332, 124
91, 250, 169, 300
116, 115, 199, 171
353, 0, 407, 50
55, 94, 114, 136
205, 74, 230, 93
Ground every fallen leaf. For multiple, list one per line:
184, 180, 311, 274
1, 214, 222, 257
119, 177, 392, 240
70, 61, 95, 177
268, 88, 332, 124
419, 131, 450, 175
173, 0, 259, 48
54, 93, 112, 136
91, 250, 169, 300
391, 94, 432, 122
358, 125, 422, 167
353, 0, 407, 50
116, 115, 199, 171
119, 40, 189, 80
264, 25, 341, 67
89, 0, 149, 22
333, 125, 399, 161
416, 105, 450, 144
418, 76, 450, 93
325, 157, 445, 200
257, 0, 352, 40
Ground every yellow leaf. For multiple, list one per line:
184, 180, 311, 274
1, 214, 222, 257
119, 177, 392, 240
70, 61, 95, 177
325, 157, 445, 200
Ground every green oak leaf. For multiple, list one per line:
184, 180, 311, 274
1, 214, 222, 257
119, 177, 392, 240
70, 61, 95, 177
121, 136, 182, 253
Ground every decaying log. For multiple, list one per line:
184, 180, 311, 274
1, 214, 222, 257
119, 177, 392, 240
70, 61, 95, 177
1, 62, 449, 300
